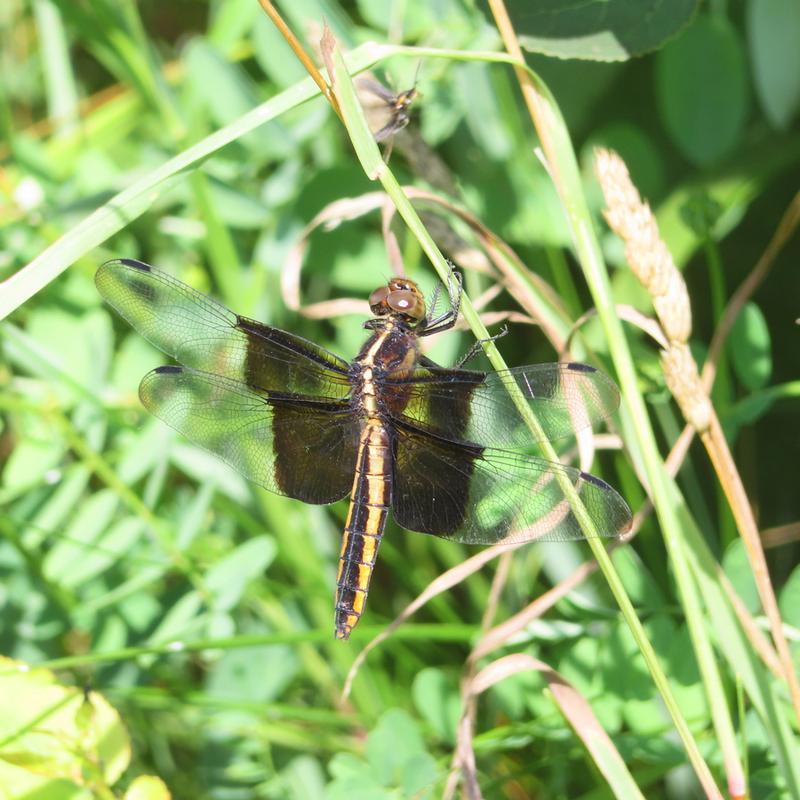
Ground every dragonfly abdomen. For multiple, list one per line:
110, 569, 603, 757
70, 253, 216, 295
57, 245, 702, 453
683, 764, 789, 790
335, 422, 392, 640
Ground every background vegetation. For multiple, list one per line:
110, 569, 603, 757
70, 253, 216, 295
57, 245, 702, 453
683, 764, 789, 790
1, 1, 799, 798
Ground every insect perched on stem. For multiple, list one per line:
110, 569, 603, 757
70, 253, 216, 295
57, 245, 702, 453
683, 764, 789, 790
356, 72, 421, 160
96, 260, 632, 641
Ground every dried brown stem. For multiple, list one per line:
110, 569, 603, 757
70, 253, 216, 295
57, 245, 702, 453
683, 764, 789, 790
762, 522, 800, 549
597, 149, 800, 725
701, 191, 800, 390
442, 551, 514, 800
701, 413, 800, 717
256, 0, 341, 118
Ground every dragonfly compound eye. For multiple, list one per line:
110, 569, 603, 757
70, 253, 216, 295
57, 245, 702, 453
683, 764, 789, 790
388, 289, 425, 320
368, 285, 391, 314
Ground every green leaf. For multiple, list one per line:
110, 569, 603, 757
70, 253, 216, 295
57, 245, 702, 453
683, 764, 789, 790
558, 634, 602, 698
22, 307, 112, 402
326, 757, 393, 800
124, 775, 172, 800
284, 756, 327, 800
722, 539, 760, 614
667, 625, 708, 724
148, 590, 204, 643
401, 753, 439, 797
601, 617, 674, 735
365, 709, 427, 784
779, 564, 800, 629
185, 38, 291, 161
48, 515, 144, 589
609, 546, 666, 610
656, 15, 749, 166
747, 0, 800, 130
456, 62, 514, 160
205, 535, 277, 611
206, 641, 299, 703
356, 0, 448, 40
418, 78, 465, 146
0, 657, 129, 794
325, 709, 440, 799
730, 302, 772, 391
0, 434, 64, 491
42, 489, 121, 586
412, 668, 460, 743
506, 0, 699, 61
33, 0, 79, 134
251, 14, 308, 88
207, 177, 270, 230
207, 0, 258, 51
21, 465, 91, 548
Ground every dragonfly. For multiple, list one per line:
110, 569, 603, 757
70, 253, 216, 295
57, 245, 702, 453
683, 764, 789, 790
96, 260, 632, 639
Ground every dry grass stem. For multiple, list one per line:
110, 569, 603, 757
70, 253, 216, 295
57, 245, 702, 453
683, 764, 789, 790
257, 0, 340, 117
418, 213, 494, 274
762, 522, 800, 549
661, 342, 712, 433
596, 147, 800, 727
566, 304, 669, 351
442, 551, 517, 799
283, 192, 387, 310
597, 149, 691, 345
701, 414, 800, 710
452, 654, 642, 800
702, 191, 800, 390
341, 544, 523, 700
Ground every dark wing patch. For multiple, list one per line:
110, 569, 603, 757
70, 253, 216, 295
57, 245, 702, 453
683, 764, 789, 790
355, 78, 412, 141
96, 259, 352, 401
387, 362, 619, 449
140, 367, 359, 504
392, 420, 631, 544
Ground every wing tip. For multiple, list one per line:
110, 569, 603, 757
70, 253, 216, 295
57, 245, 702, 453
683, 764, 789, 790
566, 361, 621, 416
96, 258, 152, 292
565, 362, 597, 374
579, 470, 610, 490
118, 258, 152, 272
139, 365, 184, 405
97, 257, 152, 273
580, 470, 633, 537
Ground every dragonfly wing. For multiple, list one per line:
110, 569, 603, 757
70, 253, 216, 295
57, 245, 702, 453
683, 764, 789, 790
391, 420, 631, 544
140, 366, 359, 504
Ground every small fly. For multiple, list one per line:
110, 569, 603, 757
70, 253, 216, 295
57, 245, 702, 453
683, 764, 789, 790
356, 76, 420, 146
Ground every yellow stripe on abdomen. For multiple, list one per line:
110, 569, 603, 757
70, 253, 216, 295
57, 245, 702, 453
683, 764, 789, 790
335, 422, 391, 640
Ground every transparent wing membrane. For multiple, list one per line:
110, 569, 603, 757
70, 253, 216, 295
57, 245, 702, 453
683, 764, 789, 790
140, 366, 358, 504
390, 362, 620, 449
393, 421, 631, 544
96, 259, 353, 400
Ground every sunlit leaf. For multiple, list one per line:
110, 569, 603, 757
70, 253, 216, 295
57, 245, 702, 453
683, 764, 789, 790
501, 0, 699, 61
730, 302, 772, 392
747, 0, 800, 129
412, 668, 460, 743
656, 15, 749, 165
0, 657, 129, 795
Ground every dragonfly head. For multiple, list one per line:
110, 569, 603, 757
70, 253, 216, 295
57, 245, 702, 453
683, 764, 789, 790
368, 277, 426, 325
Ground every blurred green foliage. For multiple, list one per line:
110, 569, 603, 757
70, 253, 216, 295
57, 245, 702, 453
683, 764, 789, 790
1, 1, 799, 798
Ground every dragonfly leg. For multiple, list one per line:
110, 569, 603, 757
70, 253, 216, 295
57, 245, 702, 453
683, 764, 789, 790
456, 324, 509, 368
420, 268, 462, 337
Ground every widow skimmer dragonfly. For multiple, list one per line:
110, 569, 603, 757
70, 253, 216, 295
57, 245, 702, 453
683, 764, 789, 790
96, 260, 631, 640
